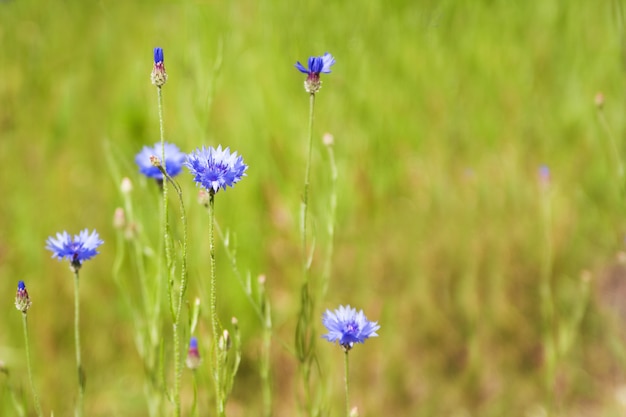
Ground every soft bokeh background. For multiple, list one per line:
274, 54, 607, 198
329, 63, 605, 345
3, 0, 626, 416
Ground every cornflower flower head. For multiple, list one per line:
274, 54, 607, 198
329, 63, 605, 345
15, 281, 32, 313
295, 52, 335, 94
186, 337, 201, 370
135, 142, 186, 181
185, 145, 248, 195
46, 229, 104, 271
151, 46, 167, 87
322, 305, 380, 351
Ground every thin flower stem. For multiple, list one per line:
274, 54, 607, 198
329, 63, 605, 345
208, 193, 224, 417
539, 184, 555, 414
260, 285, 273, 417
301, 93, 316, 276
22, 313, 43, 417
321, 140, 338, 299
344, 351, 350, 417
191, 371, 199, 417
296, 93, 317, 416
160, 167, 190, 417
73, 269, 84, 417
157, 85, 181, 417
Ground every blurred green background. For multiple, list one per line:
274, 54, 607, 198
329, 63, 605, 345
3, 0, 626, 415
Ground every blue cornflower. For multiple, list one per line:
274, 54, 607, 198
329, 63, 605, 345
151, 46, 167, 87
185, 145, 248, 194
15, 280, 32, 313
46, 229, 104, 270
322, 305, 380, 351
135, 142, 186, 181
295, 52, 335, 94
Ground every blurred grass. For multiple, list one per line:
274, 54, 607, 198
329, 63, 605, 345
2, 0, 626, 415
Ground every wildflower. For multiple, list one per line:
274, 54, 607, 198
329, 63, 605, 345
15, 281, 32, 313
151, 47, 167, 87
322, 305, 380, 351
46, 229, 104, 271
295, 52, 335, 94
186, 337, 201, 369
185, 145, 248, 194
135, 142, 186, 181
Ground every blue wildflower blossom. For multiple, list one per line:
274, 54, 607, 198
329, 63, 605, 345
46, 229, 104, 270
135, 142, 186, 180
151, 46, 167, 87
15, 280, 32, 313
322, 305, 380, 351
185, 145, 248, 194
295, 52, 335, 94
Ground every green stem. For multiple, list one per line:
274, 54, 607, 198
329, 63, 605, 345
260, 289, 272, 417
301, 93, 316, 274
321, 140, 338, 299
344, 351, 350, 417
22, 314, 43, 417
191, 370, 199, 417
73, 269, 84, 417
157, 85, 181, 417
162, 168, 189, 417
539, 186, 555, 414
208, 193, 224, 416
296, 93, 316, 416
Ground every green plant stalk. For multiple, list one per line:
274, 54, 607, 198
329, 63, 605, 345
73, 269, 85, 417
301, 93, 316, 271
344, 351, 350, 417
321, 141, 338, 300
160, 168, 190, 417
260, 286, 273, 417
191, 370, 199, 417
208, 193, 224, 417
156, 85, 182, 417
539, 186, 555, 413
22, 313, 43, 417
296, 93, 317, 416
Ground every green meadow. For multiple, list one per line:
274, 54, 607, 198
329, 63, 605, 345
2, 0, 626, 415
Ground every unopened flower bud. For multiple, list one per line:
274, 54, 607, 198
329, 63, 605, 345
186, 337, 201, 370
198, 189, 210, 207
151, 47, 168, 87
15, 281, 32, 313
322, 133, 334, 147
120, 177, 133, 194
113, 207, 126, 230
218, 330, 231, 352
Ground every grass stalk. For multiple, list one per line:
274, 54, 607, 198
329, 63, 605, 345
21, 313, 43, 417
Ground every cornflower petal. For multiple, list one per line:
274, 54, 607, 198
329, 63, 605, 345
46, 229, 104, 268
135, 142, 187, 180
322, 305, 380, 351
185, 145, 248, 194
